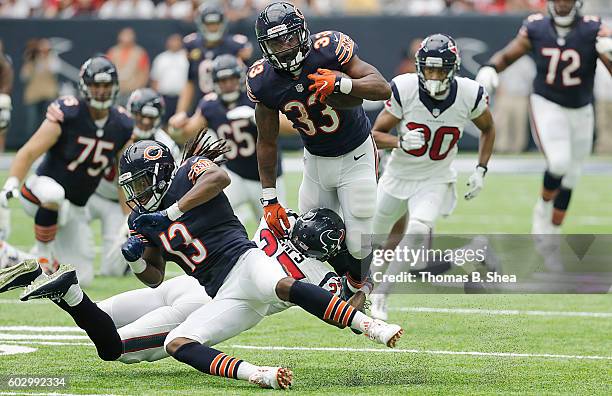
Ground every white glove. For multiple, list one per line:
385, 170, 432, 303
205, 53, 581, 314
399, 128, 426, 151
596, 36, 612, 61
226, 105, 256, 124
464, 166, 487, 200
0, 177, 19, 208
475, 66, 499, 94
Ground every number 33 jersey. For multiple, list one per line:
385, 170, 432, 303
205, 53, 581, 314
384, 74, 488, 183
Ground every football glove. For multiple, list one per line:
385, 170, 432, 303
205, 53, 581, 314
596, 36, 612, 61
262, 198, 290, 238
132, 203, 183, 236
121, 235, 146, 263
0, 176, 19, 208
475, 66, 499, 94
307, 68, 339, 103
464, 165, 487, 200
399, 128, 426, 152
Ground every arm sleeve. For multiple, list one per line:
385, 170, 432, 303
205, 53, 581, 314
334, 32, 358, 67
187, 156, 215, 185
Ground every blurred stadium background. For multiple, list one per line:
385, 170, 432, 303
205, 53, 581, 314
0, 1, 611, 395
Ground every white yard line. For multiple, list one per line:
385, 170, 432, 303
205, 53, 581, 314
0, 300, 46, 305
228, 344, 612, 361
1, 341, 92, 347
391, 307, 612, 318
0, 392, 120, 396
0, 334, 90, 341
0, 326, 84, 333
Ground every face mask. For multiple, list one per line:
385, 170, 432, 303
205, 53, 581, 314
221, 91, 240, 103
133, 126, 156, 140
425, 79, 448, 97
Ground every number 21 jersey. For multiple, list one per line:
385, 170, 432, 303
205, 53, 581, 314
384, 74, 488, 183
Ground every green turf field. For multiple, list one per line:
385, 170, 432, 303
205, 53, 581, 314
0, 167, 610, 395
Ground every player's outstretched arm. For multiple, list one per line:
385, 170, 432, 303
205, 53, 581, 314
371, 109, 402, 149
342, 56, 391, 101
181, 109, 209, 141
464, 108, 495, 200
175, 80, 195, 115
596, 25, 612, 74
477, 32, 531, 93
255, 102, 280, 189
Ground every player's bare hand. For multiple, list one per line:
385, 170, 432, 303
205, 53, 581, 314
399, 128, 426, 152
464, 165, 487, 200
263, 199, 290, 238
308, 68, 338, 103
168, 112, 188, 137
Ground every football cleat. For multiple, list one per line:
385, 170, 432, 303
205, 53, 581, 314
369, 293, 388, 321
248, 367, 293, 390
0, 259, 42, 293
532, 199, 553, 235
20, 264, 77, 302
365, 319, 403, 348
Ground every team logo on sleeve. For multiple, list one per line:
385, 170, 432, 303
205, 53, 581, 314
143, 145, 163, 160
188, 158, 214, 183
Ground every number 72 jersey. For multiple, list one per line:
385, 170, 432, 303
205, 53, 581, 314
384, 74, 488, 183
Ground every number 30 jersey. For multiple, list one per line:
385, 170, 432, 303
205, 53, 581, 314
37, 97, 133, 206
197, 91, 282, 181
384, 74, 488, 183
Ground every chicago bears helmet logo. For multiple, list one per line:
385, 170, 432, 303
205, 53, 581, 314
143, 145, 163, 160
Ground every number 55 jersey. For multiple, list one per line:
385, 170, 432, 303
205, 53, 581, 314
383, 74, 489, 183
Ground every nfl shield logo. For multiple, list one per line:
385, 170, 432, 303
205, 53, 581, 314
432, 108, 440, 117
296, 84, 304, 92
96, 129, 104, 138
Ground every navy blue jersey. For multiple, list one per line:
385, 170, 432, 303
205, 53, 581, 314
198, 91, 282, 180
521, 14, 601, 108
184, 32, 251, 99
130, 156, 256, 297
246, 31, 371, 157
36, 96, 133, 206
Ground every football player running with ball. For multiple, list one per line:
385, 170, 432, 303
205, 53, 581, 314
247, 2, 391, 302
369, 34, 495, 320
476, 0, 612, 235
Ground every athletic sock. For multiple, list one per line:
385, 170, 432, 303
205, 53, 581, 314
173, 343, 243, 380
288, 281, 357, 328
34, 207, 58, 244
54, 293, 122, 361
62, 284, 83, 307
552, 187, 572, 226
542, 171, 562, 201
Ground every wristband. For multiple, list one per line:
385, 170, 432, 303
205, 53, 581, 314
338, 78, 353, 95
262, 187, 277, 201
128, 257, 147, 274
166, 202, 184, 221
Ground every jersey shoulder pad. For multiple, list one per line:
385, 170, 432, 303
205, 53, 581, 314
456, 77, 489, 117
312, 30, 357, 67
49, 95, 81, 123
520, 13, 546, 37
581, 15, 602, 36
112, 105, 135, 131
198, 92, 220, 114
186, 155, 216, 184
391, 73, 419, 102
246, 58, 269, 103
183, 32, 199, 46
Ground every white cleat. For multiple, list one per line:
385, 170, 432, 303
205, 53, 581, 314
248, 366, 293, 390
369, 293, 388, 321
532, 199, 553, 235
365, 319, 403, 348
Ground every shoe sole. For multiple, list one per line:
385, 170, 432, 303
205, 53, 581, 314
0, 259, 42, 293
386, 328, 404, 348
20, 266, 76, 301
276, 367, 293, 390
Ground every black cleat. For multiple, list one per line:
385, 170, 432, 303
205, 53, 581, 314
20, 264, 77, 302
0, 259, 43, 293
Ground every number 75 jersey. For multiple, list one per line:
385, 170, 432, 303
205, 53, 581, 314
383, 74, 488, 183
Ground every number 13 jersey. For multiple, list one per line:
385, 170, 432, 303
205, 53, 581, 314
384, 74, 488, 183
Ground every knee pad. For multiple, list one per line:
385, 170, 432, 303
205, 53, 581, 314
347, 181, 377, 218
407, 219, 432, 235
561, 167, 581, 189
28, 176, 65, 206
546, 157, 570, 178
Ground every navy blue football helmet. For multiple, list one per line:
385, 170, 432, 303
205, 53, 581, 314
78, 56, 119, 110
548, 0, 582, 27
255, 2, 311, 73
119, 140, 175, 212
212, 54, 246, 103
416, 34, 460, 97
197, 3, 226, 42
290, 208, 345, 261
127, 88, 165, 139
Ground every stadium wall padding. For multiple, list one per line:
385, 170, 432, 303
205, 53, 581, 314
0, 15, 525, 150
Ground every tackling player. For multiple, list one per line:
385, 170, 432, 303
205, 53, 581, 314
170, 54, 287, 221
247, 2, 391, 300
0, 208, 345, 389
0, 56, 133, 284
476, 0, 612, 234
369, 34, 495, 319
171, 3, 253, 120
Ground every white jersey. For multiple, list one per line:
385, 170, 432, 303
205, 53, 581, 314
93, 129, 181, 201
252, 216, 342, 314
384, 74, 489, 182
